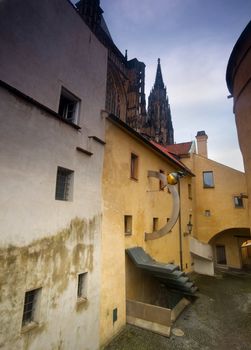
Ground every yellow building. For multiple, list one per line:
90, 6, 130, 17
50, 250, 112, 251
166, 131, 250, 274
100, 115, 196, 346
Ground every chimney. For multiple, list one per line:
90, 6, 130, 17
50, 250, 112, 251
196, 131, 208, 157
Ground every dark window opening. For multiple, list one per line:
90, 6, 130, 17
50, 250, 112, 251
159, 169, 165, 190
153, 217, 159, 231
216, 245, 227, 265
77, 272, 88, 299
22, 288, 41, 327
130, 153, 138, 180
58, 88, 80, 123
124, 215, 132, 235
55, 167, 74, 201
234, 196, 244, 208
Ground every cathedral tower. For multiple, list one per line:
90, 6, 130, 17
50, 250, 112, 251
146, 58, 174, 145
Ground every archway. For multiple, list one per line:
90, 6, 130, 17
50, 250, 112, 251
209, 228, 250, 270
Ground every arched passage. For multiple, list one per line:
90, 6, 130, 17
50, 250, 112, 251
209, 228, 250, 270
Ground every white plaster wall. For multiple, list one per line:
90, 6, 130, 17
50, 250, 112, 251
0, 0, 107, 139
0, 1, 107, 349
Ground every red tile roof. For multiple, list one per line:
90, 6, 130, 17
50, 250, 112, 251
150, 141, 194, 175
165, 142, 193, 156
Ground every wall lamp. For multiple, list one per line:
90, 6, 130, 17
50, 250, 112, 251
183, 214, 193, 237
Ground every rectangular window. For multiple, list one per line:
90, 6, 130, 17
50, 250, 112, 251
153, 217, 159, 231
203, 171, 214, 188
124, 215, 132, 235
234, 196, 244, 208
204, 209, 211, 217
22, 288, 42, 327
188, 183, 192, 199
55, 167, 74, 201
58, 87, 80, 124
216, 245, 227, 265
77, 272, 88, 300
159, 169, 165, 191
130, 153, 138, 180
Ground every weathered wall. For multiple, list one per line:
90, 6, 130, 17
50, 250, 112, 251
100, 120, 193, 346
0, 0, 107, 139
0, 1, 107, 348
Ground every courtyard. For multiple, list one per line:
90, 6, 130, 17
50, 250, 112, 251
104, 271, 251, 350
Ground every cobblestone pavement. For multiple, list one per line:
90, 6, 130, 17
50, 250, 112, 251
104, 271, 251, 350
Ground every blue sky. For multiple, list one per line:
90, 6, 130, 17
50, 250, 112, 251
98, 0, 251, 171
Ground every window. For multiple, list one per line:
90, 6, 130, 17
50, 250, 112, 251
204, 209, 211, 217
124, 215, 132, 235
130, 153, 138, 180
234, 196, 244, 208
203, 171, 214, 188
55, 167, 74, 201
188, 183, 192, 199
22, 288, 42, 327
153, 217, 159, 231
216, 245, 227, 265
159, 169, 165, 190
58, 88, 80, 124
113, 308, 118, 323
77, 272, 88, 300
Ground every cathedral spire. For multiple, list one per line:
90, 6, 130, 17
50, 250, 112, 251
154, 58, 164, 89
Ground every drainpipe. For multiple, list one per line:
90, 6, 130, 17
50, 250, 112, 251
178, 180, 183, 270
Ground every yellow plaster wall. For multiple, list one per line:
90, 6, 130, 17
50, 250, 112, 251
211, 232, 246, 269
184, 154, 249, 243
100, 120, 193, 346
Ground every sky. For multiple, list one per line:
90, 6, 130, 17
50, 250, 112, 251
97, 0, 251, 172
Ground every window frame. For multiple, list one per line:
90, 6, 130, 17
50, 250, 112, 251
77, 272, 88, 301
55, 166, 74, 201
233, 195, 244, 208
124, 215, 133, 235
153, 217, 159, 231
130, 153, 139, 180
58, 87, 80, 125
203, 171, 214, 188
22, 288, 42, 328
159, 169, 165, 191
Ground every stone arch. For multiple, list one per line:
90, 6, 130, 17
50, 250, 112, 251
209, 227, 250, 270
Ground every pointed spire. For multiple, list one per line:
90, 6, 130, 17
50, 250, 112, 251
154, 58, 164, 89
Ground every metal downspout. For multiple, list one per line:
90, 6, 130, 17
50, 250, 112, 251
178, 180, 183, 270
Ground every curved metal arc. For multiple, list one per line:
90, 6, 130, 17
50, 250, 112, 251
145, 170, 180, 241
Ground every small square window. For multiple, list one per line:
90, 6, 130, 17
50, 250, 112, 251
153, 217, 159, 231
55, 167, 74, 201
203, 171, 214, 188
22, 288, 42, 327
58, 88, 80, 124
234, 196, 244, 208
124, 215, 132, 235
77, 272, 88, 300
130, 153, 138, 180
204, 209, 211, 217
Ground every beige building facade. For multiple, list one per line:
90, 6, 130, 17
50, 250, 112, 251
0, 1, 107, 349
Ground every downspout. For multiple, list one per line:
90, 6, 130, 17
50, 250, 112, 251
178, 180, 183, 270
